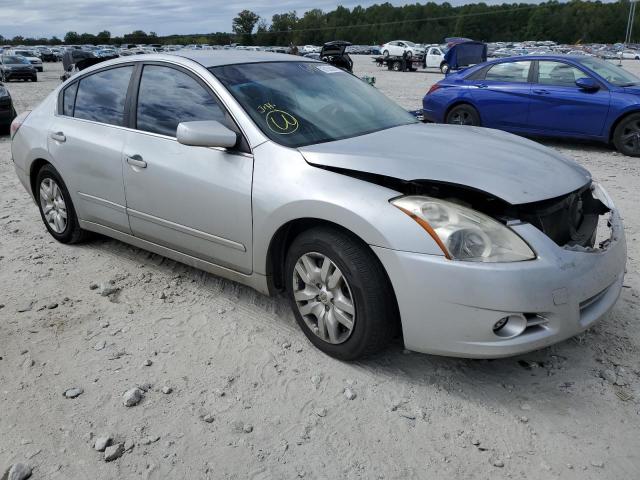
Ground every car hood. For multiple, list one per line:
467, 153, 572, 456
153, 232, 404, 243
299, 123, 591, 205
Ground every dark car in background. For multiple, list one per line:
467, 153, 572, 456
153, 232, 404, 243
423, 55, 640, 156
0, 55, 37, 82
0, 81, 16, 132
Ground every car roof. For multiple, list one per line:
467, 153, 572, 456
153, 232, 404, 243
172, 49, 315, 67
486, 54, 591, 63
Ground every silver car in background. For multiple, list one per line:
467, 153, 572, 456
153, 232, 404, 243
10, 51, 626, 360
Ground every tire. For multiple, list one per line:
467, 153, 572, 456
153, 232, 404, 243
392, 61, 401, 72
440, 62, 449, 74
382, 50, 390, 58
613, 112, 640, 157
35, 164, 87, 243
285, 226, 398, 360
446, 104, 481, 126
405, 50, 413, 59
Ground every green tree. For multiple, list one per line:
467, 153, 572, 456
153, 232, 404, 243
96, 30, 111, 44
232, 10, 260, 45
64, 31, 80, 44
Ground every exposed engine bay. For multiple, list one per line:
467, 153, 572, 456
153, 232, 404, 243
317, 166, 613, 250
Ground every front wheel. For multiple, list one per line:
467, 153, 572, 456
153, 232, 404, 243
440, 62, 449, 74
382, 50, 390, 58
285, 227, 397, 360
613, 113, 640, 157
446, 104, 481, 126
36, 164, 87, 243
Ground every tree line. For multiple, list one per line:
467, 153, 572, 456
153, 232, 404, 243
1, 1, 639, 47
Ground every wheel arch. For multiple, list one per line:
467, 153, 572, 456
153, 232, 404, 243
265, 218, 391, 296
444, 100, 482, 125
29, 158, 52, 198
608, 109, 640, 143
265, 217, 402, 338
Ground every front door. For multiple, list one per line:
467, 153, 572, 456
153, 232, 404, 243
527, 60, 611, 136
426, 47, 443, 68
122, 63, 253, 273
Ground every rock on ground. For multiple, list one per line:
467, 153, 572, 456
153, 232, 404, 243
122, 387, 144, 407
2, 463, 32, 480
104, 443, 124, 462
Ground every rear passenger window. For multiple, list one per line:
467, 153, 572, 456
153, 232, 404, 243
74, 66, 133, 126
485, 61, 531, 83
62, 82, 78, 116
136, 65, 227, 137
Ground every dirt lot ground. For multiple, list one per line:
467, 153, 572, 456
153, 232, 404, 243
1, 57, 639, 479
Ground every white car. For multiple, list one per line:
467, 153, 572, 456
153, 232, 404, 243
424, 45, 446, 71
381, 40, 421, 58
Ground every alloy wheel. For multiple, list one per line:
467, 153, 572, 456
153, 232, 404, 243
292, 252, 356, 344
449, 110, 474, 125
619, 120, 640, 154
39, 178, 68, 233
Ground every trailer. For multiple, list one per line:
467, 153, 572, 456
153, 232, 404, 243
373, 54, 424, 72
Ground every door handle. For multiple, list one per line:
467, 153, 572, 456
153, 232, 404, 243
532, 89, 550, 95
476, 83, 488, 89
126, 154, 147, 169
50, 132, 66, 142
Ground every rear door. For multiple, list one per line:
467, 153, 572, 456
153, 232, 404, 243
468, 60, 533, 129
122, 63, 254, 273
527, 60, 611, 136
47, 64, 134, 233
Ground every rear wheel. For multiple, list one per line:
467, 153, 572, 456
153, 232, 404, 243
285, 226, 397, 360
446, 104, 481, 126
382, 50, 390, 58
35, 164, 87, 243
392, 61, 401, 71
440, 62, 449, 74
613, 113, 640, 157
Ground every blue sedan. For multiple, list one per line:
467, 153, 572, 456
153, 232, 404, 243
422, 55, 640, 156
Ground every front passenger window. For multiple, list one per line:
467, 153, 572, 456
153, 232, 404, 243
136, 65, 227, 137
538, 61, 588, 87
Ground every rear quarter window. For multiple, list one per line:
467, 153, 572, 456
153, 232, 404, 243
62, 82, 79, 117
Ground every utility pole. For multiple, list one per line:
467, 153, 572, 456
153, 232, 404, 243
622, 0, 638, 65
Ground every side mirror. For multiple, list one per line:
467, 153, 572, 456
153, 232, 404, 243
177, 120, 238, 148
575, 77, 600, 91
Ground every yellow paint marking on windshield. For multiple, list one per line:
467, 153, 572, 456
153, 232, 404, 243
266, 110, 299, 135
256, 103, 300, 135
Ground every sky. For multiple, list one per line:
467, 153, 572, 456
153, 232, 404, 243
0, 0, 553, 39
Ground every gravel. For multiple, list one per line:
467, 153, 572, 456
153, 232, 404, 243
1, 58, 639, 479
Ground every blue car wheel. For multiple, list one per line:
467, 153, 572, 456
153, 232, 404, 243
446, 104, 481, 126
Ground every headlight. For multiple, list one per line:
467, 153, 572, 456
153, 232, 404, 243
391, 195, 535, 262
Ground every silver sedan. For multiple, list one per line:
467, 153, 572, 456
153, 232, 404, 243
10, 51, 626, 360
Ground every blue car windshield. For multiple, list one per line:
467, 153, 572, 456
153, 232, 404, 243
577, 57, 640, 86
210, 61, 417, 148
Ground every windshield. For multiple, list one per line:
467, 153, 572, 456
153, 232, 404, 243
577, 57, 640, 86
210, 62, 417, 148
2, 55, 28, 64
